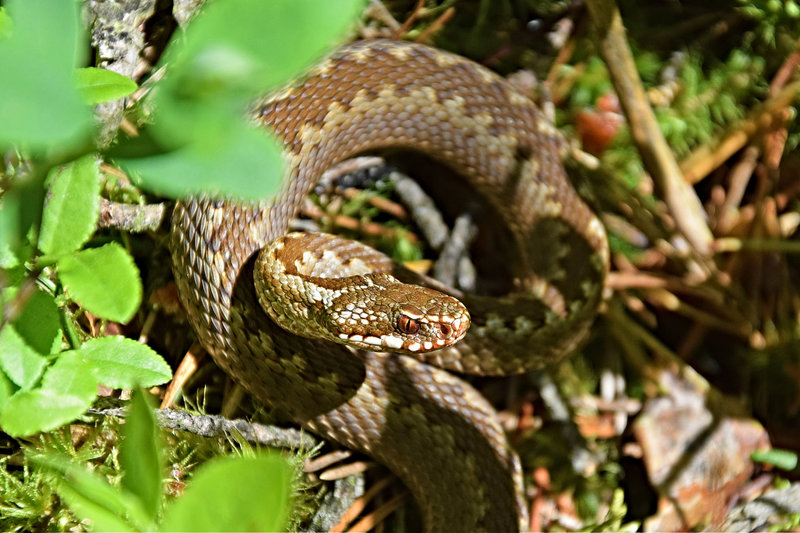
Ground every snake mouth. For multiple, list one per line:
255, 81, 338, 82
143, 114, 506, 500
336, 312, 469, 353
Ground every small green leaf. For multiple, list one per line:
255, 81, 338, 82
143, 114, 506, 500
0, 388, 85, 436
0, 174, 46, 262
0, 371, 14, 409
58, 243, 142, 323
75, 67, 138, 105
0, 0, 93, 151
0, 7, 11, 38
120, 389, 163, 520
0, 324, 47, 389
158, 0, 364, 100
752, 448, 799, 471
40, 350, 98, 401
120, 122, 283, 201
10, 288, 62, 355
160, 453, 293, 532
125, 0, 364, 201
39, 155, 102, 257
79, 336, 172, 388
29, 452, 152, 532
0, 351, 97, 435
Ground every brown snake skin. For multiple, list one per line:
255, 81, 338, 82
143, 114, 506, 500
170, 39, 609, 531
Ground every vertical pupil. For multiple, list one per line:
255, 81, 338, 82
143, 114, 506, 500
399, 316, 419, 334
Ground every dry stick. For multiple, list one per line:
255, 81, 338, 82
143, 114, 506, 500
98, 198, 168, 233
346, 492, 408, 533
642, 288, 750, 339
90, 406, 316, 449
331, 476, 395, 533
394, 0, 425, 38
305, 449, 354, 473
414, 7, 455, 44
310, 475, 366, 532
679, 81, 800, 184
160, 341, 205, 409
340, 188, 408, 220
365, 0, 402, 33
585, 0, 713, 256
301, 200, 420, 244
715, 146, 760, 234
320, 461, 371, 481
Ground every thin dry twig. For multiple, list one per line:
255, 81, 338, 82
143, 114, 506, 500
585, 0, 714, 256
304, 449, 354, 473
90, 406, 316, 449
679, 81, 800, 184
98, 198, 168, 233
414, 6, 455, 44
331, 475, 394, 533
161, 341, 205, 409
346, 492, 407, 533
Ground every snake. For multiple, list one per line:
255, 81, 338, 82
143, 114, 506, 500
169, 39, 608, 531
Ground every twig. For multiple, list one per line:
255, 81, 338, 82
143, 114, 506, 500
414, 7, 455, 44
713, 237, 800, 253
304, 449, 353, 472
388, 171, 449, 249
433, 211, 478, 289
346, 492, 407, 533
98, 198, 168, 232
331, 475, 394, 533
714, 146, 760, 233
319, 461, 371, 481
585, 0, 713, 256
160, 341, 205, 409
394, 0, 425, 38
89, 406, 317, 449
679, 81, 800, 184
308, 474, 365, 533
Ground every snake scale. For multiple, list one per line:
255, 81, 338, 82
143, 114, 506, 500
169, 39, 608, 531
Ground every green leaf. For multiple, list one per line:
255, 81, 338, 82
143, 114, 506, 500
752, 448, 799, 471
126, 0, 364, 201
40, 350, 98, 400
0, 174, 46, 263
79, 336, 172, 388
0, 0, 92, 151
0, 371, 15, 409
0, 7, 11, 38
159, 0, 364, 99
120, 122, 283, 201
8, 288, 62, 355
39, 155, 102, 257
120, 389, 163, 520
0, 324, 47, 389
0, 351, 97, 435
29, 452, 153, 532
58, 243, 142, 323
160, 453, 293, 532
75, 67, 138, 105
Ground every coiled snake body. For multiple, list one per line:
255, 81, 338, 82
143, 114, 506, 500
170, 39, 608, 531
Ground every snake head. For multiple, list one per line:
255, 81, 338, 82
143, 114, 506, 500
327, 277, 470, 354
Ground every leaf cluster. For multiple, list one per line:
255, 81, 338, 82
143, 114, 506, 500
1, 0, 364, 529
29, 391, 295, 532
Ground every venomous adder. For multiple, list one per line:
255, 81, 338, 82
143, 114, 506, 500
170, 39, 609, 531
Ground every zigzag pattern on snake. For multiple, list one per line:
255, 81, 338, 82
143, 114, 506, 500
169, 39, 608, 531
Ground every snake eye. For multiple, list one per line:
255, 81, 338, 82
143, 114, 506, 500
397, 315, 420, 335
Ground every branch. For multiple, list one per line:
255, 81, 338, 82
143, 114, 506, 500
585, 0, 714, 256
